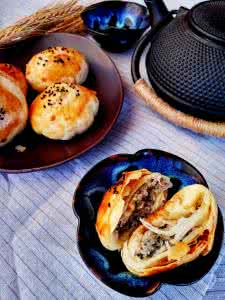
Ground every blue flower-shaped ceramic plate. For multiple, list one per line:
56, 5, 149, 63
73, 149, 224, 297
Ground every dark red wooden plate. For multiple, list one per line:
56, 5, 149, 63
0, 33, 123, 173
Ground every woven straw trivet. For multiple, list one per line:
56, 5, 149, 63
134, 79, 225, 138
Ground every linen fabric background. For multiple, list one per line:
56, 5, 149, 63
0, 1, 225, 299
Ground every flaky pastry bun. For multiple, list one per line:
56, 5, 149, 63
96, 169, 172, 251
121, 184, 218, 277
0, 64, 27, 96
0, 64, 28, 146
26, 46, 88, 92
30, 83, 99, 140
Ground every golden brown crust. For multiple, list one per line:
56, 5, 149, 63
0, 63, 27, 96
96, 169, 151, 250
0, 86, 20, 143
0, 65, 28, 146
30, 82, 99, 140
121, 184, 218, 277
26, 46, 88, 92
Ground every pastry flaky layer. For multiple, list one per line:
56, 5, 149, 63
96, 169, 172, 251
0, 64, 28, 147
0, 64, 27, 96
121, 184, 218, 277
26, 46, 89, 92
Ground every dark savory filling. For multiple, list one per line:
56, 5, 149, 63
136, 231, 166, 259
115, 175, 171, 234
136, 225, 202, 259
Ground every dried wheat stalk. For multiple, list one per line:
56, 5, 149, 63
0, 0, 85, 49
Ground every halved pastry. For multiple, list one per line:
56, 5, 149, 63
96, 169, 172, 251
121, 184, 218, 277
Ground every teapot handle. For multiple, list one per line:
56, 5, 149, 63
132, 9, 225, 138
131, 11, 175, 83
131, 29, 152, 83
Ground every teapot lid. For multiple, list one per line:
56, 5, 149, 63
189, 0, 225, 44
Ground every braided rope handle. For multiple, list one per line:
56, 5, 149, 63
134, 79, 225, 138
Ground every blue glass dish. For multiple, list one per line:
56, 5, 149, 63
73, 149, 224, 297
81, 1, 151, 52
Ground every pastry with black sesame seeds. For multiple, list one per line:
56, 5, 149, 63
30, 82, 99, 140
26, 46, 88, 92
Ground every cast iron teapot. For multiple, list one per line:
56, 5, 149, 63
132, 0, 225, 120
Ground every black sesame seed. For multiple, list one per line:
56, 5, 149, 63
0, 107, 6, 114
0, 107, 6, 121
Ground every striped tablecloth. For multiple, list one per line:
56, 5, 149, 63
0, 1, 225, 299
